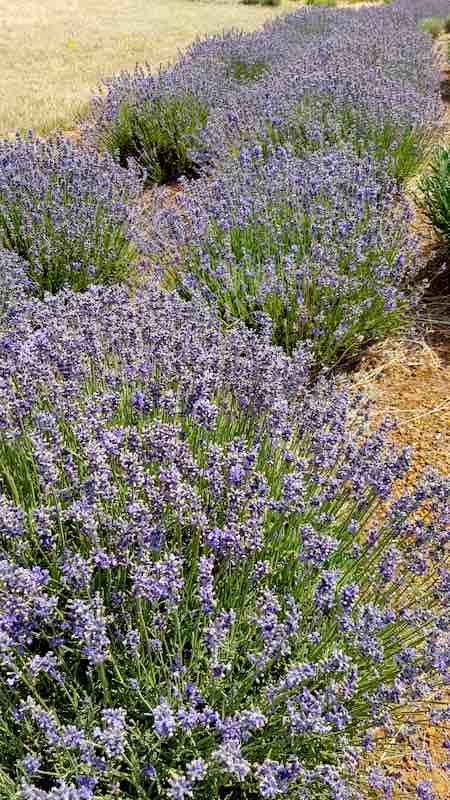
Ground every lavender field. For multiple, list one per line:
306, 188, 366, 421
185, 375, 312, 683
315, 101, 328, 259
0, 2, 449, 799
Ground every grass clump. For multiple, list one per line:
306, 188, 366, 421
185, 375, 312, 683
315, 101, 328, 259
418, 145, 450, 255
0, 133, 144, 295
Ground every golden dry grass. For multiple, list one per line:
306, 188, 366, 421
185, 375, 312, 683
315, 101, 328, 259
0, 0, 295, 137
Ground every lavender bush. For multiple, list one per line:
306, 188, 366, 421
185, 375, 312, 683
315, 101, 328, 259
0, 285, 448, 799
0, 134, 144, 295
81, 1, 447, 188
150, 144, 421, 364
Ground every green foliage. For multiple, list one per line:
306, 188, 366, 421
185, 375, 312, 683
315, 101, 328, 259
231, 60, 269, 82
418, 146, 450, 254
445, 15, 450, 34
103, 95, 208, 184
305, 0, 337, 7
418, 16, 445, 39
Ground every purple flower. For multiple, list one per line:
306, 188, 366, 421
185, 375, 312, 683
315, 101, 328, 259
124, 628, 140, 656
212, 741, 251, 781
132, 554, 184, 610
59, 550, 92, 592
21, 754, 41, 775
203, 609, 236, 657
152, 699, 176, 738
68, 595, 110, 665
416, 780, 434, 800
142, 764, 157, 780
314, 570, 340, 612
167, 775, 193, 800
26, 652, 63, 684
93, 708, 127, 759
197, 555, 216, 614
186, 758, 207, 782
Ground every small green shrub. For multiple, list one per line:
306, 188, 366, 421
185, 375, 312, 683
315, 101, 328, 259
305, 0, 337, 7
418, 146, 450, 254
418, 16, 445, 39
103, 95, 208, 184
444, 15, 450, 34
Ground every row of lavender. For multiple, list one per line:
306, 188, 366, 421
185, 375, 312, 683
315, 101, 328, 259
141, 1, 447, 363
1, 1, 446, 362
0, 1, 449, 799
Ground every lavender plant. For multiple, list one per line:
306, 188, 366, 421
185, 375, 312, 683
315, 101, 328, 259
150, 144, 421, 364
0, 285, 448, 800
0, 133, 144, 295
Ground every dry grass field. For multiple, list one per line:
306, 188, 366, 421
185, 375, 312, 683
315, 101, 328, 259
0, 0, 297, 137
